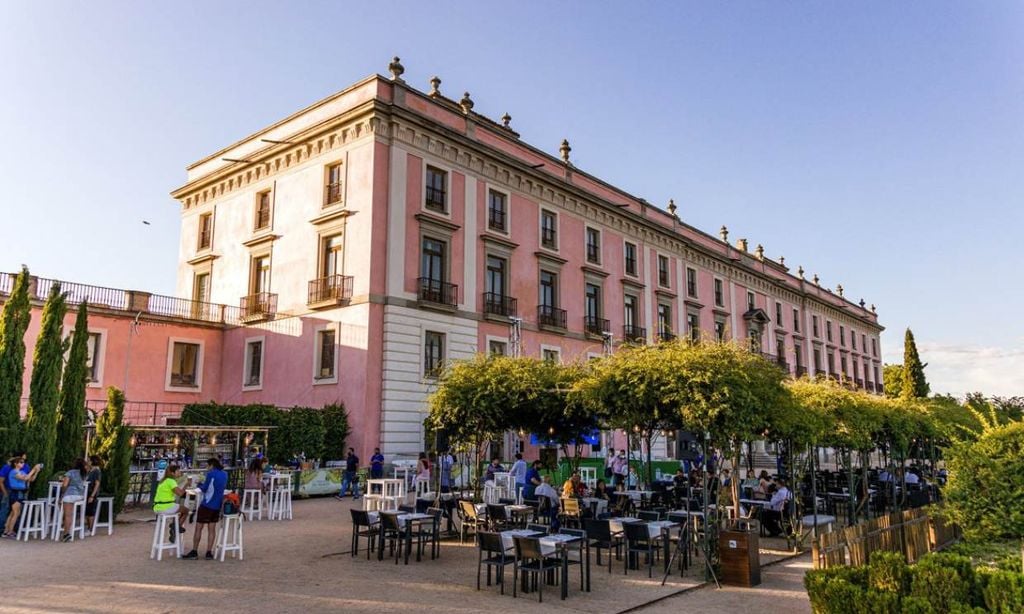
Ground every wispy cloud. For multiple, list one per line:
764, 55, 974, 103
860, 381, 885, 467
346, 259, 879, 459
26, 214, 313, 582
883, 342, 1024, 398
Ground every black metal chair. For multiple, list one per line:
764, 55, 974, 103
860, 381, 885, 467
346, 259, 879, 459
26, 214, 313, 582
398, 504, 416, 513
559, 527, 586, 591
486, 503, 513, 531
526, 523, 550, 534
623, 521, 658, 577
638, 510, 662, 522
583, 518, 620, 572
512, 535, 562, 603
477, 531, 513, 594
379, 511, 413, 565
409, 507, 443, 560
458, 499, 484, 544
350, 509, 378, 559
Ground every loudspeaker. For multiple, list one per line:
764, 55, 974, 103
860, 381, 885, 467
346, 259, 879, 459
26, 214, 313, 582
675, 431, 700, 461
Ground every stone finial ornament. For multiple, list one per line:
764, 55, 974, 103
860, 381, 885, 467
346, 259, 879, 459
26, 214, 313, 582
667, 199, 677, 217
836, 284, 844, 297
755, 244, 764, 261
501, 113, 511, 128
813, 274, 820, 286
388, 56, 405, 82
429, 76, 442, 97
859, 299, 866, 308
779, 256, 786, 266
720, 226, 729, 242
559, 139, 571, 164
871, 304, 876, 314
737, 238, 749, 252
797, 266, 804, 279
459, 92, 474, 114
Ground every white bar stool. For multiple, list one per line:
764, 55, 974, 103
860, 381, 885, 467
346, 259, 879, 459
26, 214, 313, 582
150, 513, 182, 560
91, 497, 115, 536
52, 499, 88, 541
241, 489, 263, 521
214, 514, 244, 561
45, 481, 62, 535
17, 500, 48, 541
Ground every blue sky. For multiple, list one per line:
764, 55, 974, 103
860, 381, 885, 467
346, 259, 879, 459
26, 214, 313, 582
1, 2, 1021, 396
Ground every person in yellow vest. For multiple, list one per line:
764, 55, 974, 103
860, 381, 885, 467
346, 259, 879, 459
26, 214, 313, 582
153, 464, 191, 542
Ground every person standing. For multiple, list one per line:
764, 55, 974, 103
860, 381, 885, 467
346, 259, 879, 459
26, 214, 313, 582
2, 457, 42, 538
84, 455, 103, 533
509, 453, 527, 501
370, 448, 385, 479
611, 450, 628, 490
184, 458, 227, 560
59, 459, 88, 542
522, 460, 542, 501
0, 451, 26, 531
336, 448, 361, 500
438, 451, 454, 493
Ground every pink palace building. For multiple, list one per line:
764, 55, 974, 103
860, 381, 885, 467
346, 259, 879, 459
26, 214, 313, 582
4, 58, 884, 463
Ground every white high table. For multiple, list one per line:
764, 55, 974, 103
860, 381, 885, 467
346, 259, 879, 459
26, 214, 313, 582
366, 478, 405, 510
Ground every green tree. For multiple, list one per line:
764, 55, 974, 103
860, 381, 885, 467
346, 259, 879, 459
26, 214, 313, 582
90, 387, 132, 517
942, 421, 1024, 572
901, 329, 929, 399
22, 282, 67, 496
54, 301, 89, 470
0, 266, 32, 454
882, 363, 903, 399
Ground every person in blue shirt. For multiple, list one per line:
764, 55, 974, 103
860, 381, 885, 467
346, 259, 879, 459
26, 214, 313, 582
509, 453, 528, 500
184, 457, 228, 560
522, 460, 542, 501
336, 448, 360, 500
3, 455, 41, 538
369, 448, 385, 479
0, 451, 27, 531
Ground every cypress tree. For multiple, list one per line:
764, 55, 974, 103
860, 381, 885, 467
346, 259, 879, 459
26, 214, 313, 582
0, 266, 32, 454
23, 282, 68, 497
54, 301, 89, 471
91, 387, 131, 517
901, 328, 930, 400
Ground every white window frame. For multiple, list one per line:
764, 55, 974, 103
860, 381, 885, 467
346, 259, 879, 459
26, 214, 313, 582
242, 335, 266, 391
165, 337, 205, 392
421, 159, 453, 217
485, 335, 509, 356
485, 184, 511, 235
86, 328, 107, 388
540, 344, 562, 364
312, 324, 339, 385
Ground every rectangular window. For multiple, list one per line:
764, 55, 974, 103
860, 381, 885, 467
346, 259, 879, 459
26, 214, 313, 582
542, 348, 560, 363
320, 234, 344, 279
250, 255, 271, 295
840, 355, 848, 376
826, 321, 833, 342
775, 302, 783, 326
485, 256, 506, 297
747, 291, 755, 312
86, 332, 101, 383
851, 332, 857, 351
585, 283, 602, 320
657, 304, 672, 337
624, 295, 638, 328
793, 308, 800, 333
874, 365, 880, 385
585, 227, 601, 264
871, 338, 877, 357
425, 166, 447, 213
684, 267, 696, 296
197, 213, 213, 250
487, 189, 507, 232
193, 272, 210, 304
624, 242, 637, 276
421, 237, 446, 283
424, 331, 444, 377
244, 339, 263, 387
687, 312, 700, 343
540, 209, 557, 249
812, 315, 820, 338
539, 270, 558, 310
853, 360, 860, 380
325, 163, 343, 206
827, 351, 835, 374
813, 348, 822, 371
776, 338, 785, 361
795, 344, 803, 368
170, 342, 200, 387
714, 320, 726, 342
840, 325, 846, 347
488, 339, 507, 356
714, 279, 724, 307
254, 191, 271, 230
316, 329, 336, 380
862, 334, 867, 353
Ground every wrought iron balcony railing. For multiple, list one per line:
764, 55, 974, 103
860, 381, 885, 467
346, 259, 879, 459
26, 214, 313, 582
482, 292, 517, 318
308, 275, 353, 305
418, 278, 458, 307
537, 305, 566, 329
584, 316, 610, 336
241, 292, 277, 320
623, 325, 647, 343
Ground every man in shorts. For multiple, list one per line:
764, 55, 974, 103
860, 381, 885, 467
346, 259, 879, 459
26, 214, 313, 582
184, 458, 227, 560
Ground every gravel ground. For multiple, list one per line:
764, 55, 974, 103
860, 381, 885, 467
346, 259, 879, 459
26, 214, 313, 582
0, 497, 807, 613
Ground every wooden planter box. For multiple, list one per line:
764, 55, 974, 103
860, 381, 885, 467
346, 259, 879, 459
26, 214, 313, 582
719, 521, 761, 587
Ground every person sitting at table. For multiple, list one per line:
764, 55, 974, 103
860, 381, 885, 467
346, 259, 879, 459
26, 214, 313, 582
878, 469, 894, 483
483, 457, 504, 483
904, 469, 920, 485
414, 452, 431, 491
561, 471, 585, 499
153, 464, 190, 543
523, 460, 542, 500
721, 468, 732, 488
762, 478, 791, 537
593, 479, 613, 501
754, 470, 772, 500
244, 457, 265, 493
535, 475, 560, 527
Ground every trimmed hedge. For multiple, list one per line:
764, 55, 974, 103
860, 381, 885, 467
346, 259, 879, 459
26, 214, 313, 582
179, 402, 349, 465
806, 551, 1024, 614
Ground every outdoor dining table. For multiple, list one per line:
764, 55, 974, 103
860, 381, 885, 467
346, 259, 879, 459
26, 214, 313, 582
580, 497, 607, 516
475, 503, 534, 527
608, 519, 679, 571
373, 511, 436, 563
499, 529, 590, 599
